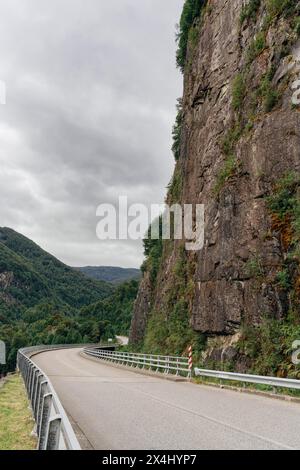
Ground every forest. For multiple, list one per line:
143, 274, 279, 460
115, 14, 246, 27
0, 227, 138, 374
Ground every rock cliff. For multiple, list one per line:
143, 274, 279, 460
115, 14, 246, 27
130, 0, 300, 373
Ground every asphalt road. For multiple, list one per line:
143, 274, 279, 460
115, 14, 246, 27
33, 348, 300, 450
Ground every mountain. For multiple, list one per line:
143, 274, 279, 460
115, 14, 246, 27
0, 228, 139, 375
80, 279, 139, 337
76, 266, 141, 284
130, 0, 300, 378
0, 227, 112, 317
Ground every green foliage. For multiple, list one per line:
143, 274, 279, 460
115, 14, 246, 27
0, 228, 112, 312
276, 269, 292, 290
214, 155, 237, 196
266, 0, 298, 19
247, 31, 266, 63
222, 125, 242, 156
245, 255, 264, 278
188, 23, 200, 49
0, 281, 139, 375
167, 165, 183, 204
267, 172, 299, 220
216, 123, 242, 196
142, 218, 163, 285
267, 173, 300, 302
143, 247, 206, 358
0, 374, 36, 450
232, 73, 246, 111
176, 0, 207, 72
294, 16, 300, 35
172, 99, 183, 161
259, 71, 279, 112
144, 301, 205, 357
240, 0, 261, 24
0, 303, 98, 374
80, 280, 139, 337
238, 318, 300, 378
0, 228, 139, 374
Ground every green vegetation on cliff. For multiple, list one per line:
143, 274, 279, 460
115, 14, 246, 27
176, 0, 207, 71
130, 0, 300, 381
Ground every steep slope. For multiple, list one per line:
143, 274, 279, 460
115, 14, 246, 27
130, 0, 300, 376
0, 227, 112, 316
0, 242, 50, 321
80, 280, 139, 337
77, 266, 141, 284
0, 229, 139, 374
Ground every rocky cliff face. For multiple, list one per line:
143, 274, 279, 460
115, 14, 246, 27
130, 0, 300, 371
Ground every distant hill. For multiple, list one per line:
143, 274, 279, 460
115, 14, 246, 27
76, 266, 141, 284
0, 227, 112, 319
0, 228, 139, 375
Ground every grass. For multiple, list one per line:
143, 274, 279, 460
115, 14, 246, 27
240, 0, 261, 24
247, 32, 266, 63
259, 70, 279, 112
0, 374, 36, 450
232, 73, 246, 111
266, 0, 298, 18
214, 155, 237, 196
245, 255, 264, 278
222, 125, 242, 156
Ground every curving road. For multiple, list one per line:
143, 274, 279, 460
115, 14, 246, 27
32, 348, 300, 450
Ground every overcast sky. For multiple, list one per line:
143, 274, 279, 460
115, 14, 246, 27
0, 0, 183, 268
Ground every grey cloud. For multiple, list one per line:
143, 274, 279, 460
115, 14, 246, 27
0, 0, 183, 267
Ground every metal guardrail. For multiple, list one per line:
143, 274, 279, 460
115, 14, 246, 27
84, 347, 192, 378
194, 368, 300, 390
18, 345, 83, 450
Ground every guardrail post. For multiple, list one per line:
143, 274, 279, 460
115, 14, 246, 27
33, 373, 44, 419
165, 357, 170, 374
38, 393, 53, 450
156, 356, 160, 373
36, 381, 48, 435
23, 359, 28, 385
30, 368, 39, 402
46, 416, 62, 450
29, 367, 37, 401
27, 365, 34, 396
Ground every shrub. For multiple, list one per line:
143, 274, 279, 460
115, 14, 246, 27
222, 125, 242, 156
232, 73, 246, 110
247, 32, 266, 63
176, 0, 207, 72
214, 155, 237, 195
259, 73, 279, 112
245, 255, 264, 278
167, 165, 183, 203
267, 172, 299, 220
266, 0, 298, 19
276, 269, 292, 290
293, 16, 300, 35
240, 0, 261, 24
238, 318, 300, 378
143, 218, 163, 284
172, 99, 183, 161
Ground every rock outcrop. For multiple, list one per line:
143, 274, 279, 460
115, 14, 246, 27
130, 0, 300, 362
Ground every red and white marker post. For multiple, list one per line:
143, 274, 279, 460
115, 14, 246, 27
188, 345, 193, 379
